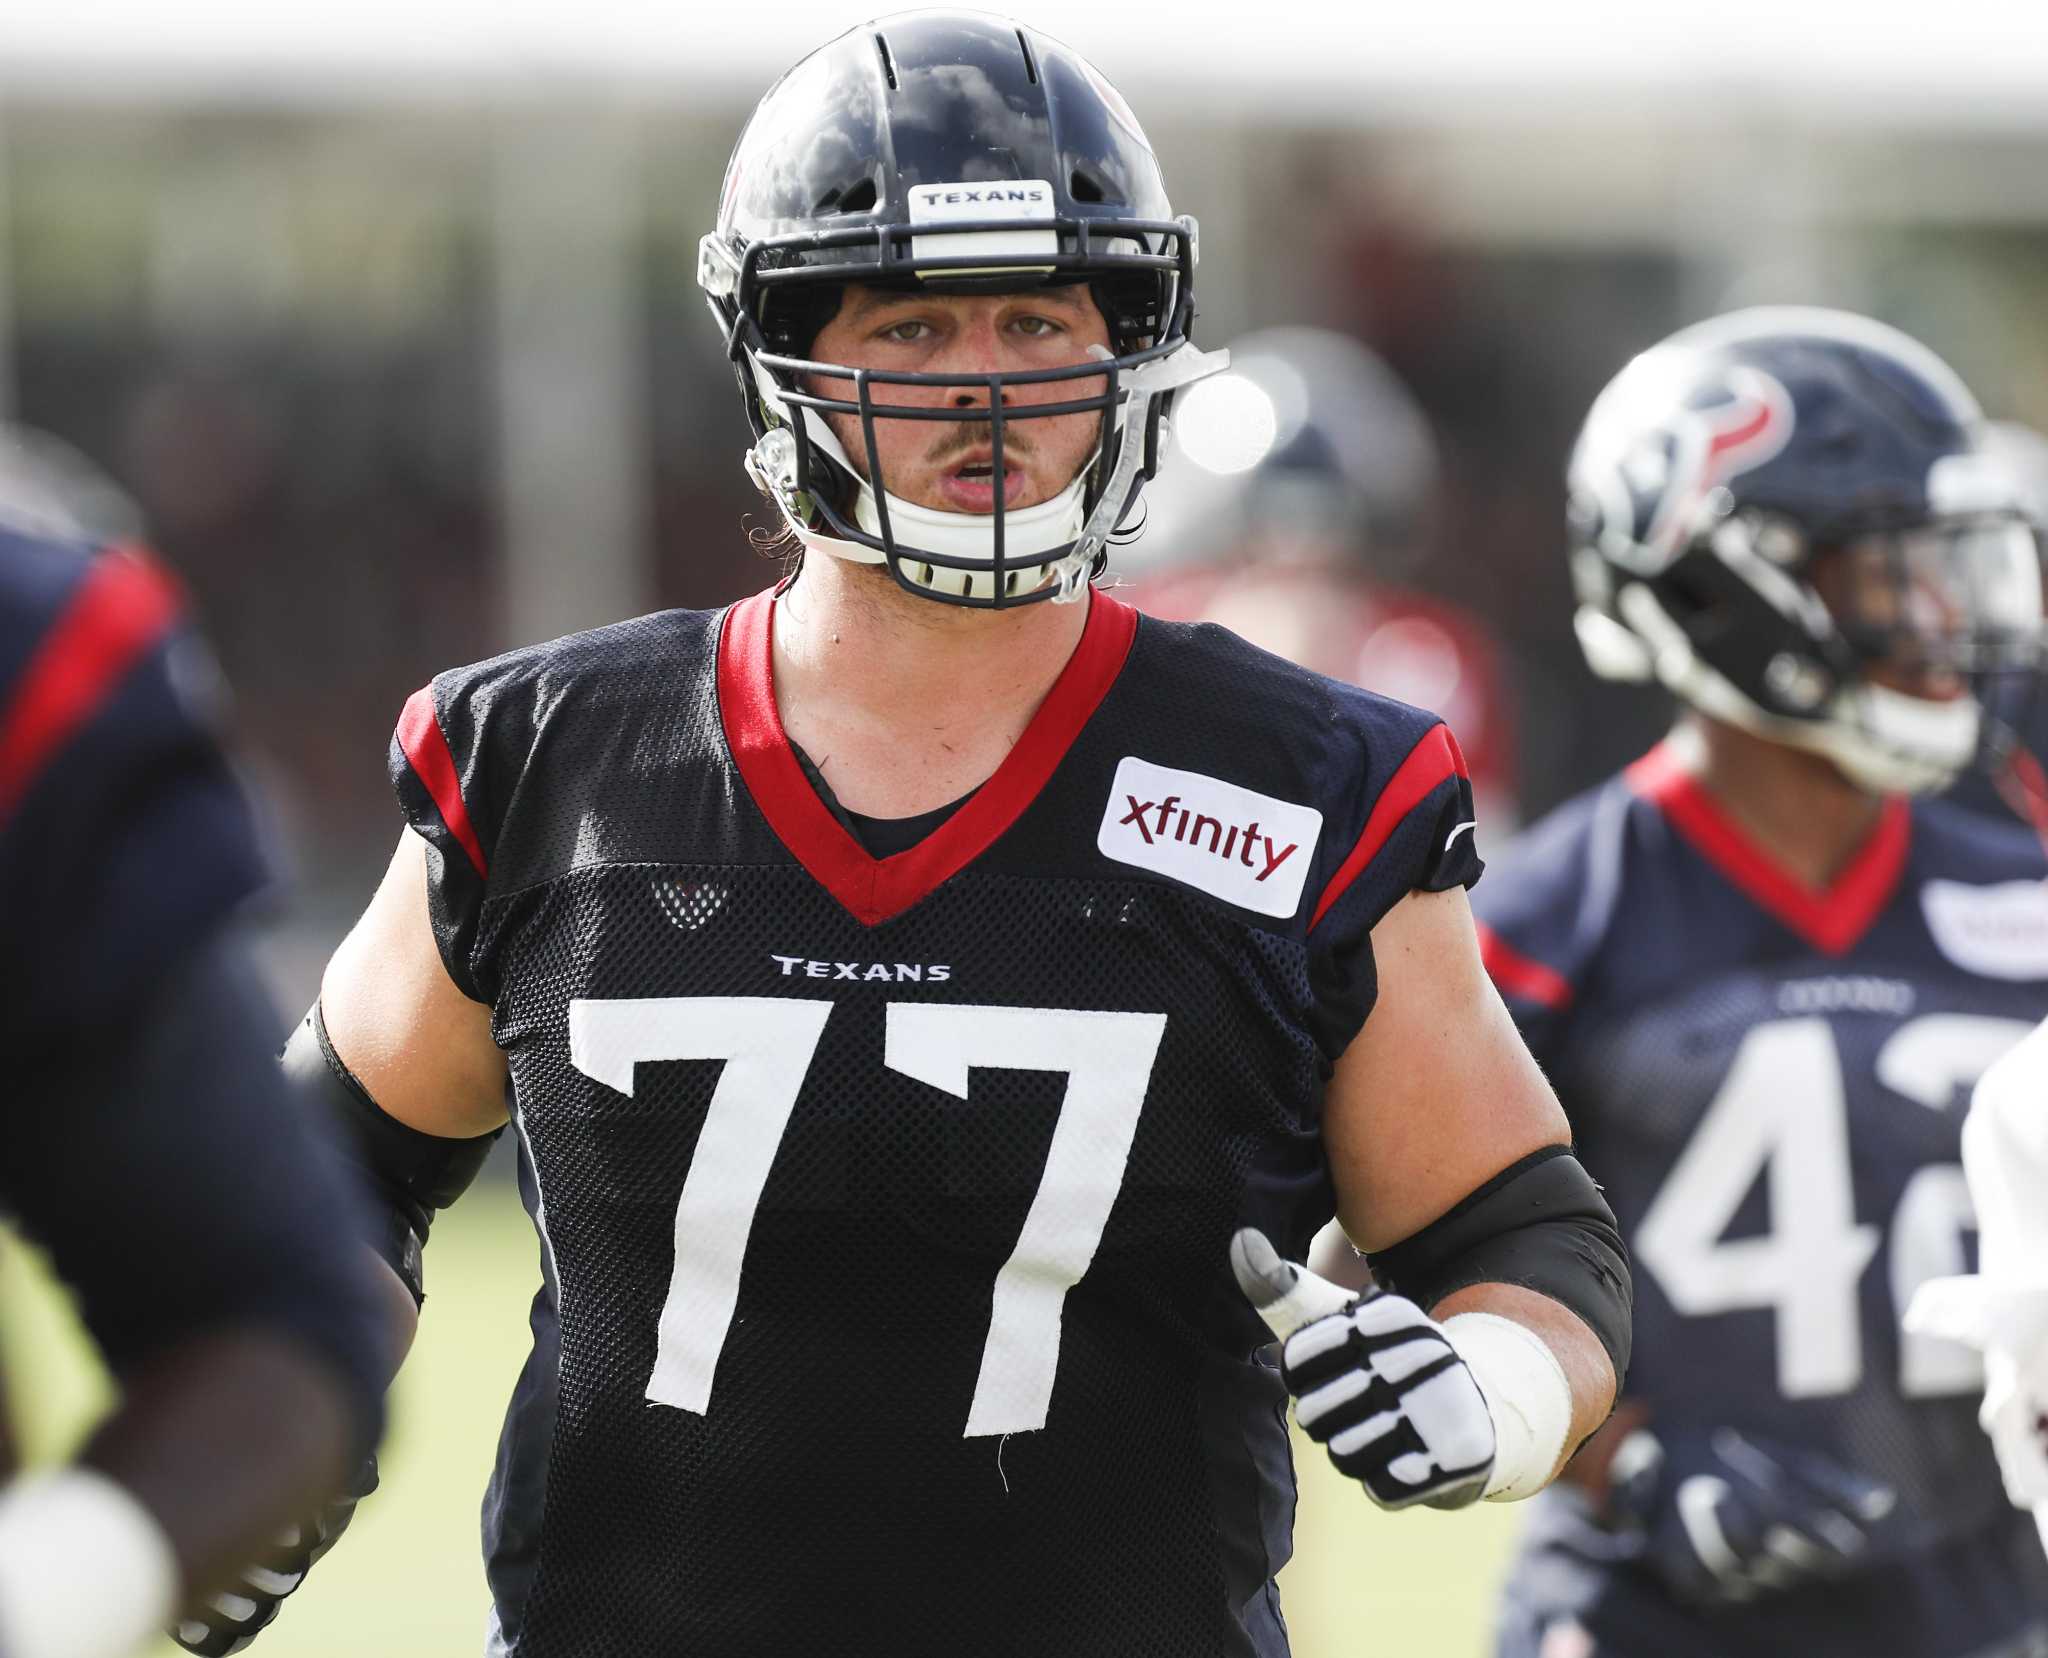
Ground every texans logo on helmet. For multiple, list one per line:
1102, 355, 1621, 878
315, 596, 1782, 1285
1610, 366, 1796, 571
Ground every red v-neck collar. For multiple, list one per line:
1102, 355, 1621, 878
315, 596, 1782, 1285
1624, 740, 1911, 958
717, 586, 1138, 928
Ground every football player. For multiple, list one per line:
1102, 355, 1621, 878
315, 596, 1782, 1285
192, 15, 1632, 1655
1125, 324, 1521, 830
0, 435, 390, 1657
1478, 310, 2048, 1658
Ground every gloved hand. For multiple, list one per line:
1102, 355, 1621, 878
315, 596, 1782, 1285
169, 1455, 377, 1655
1230, 1228, 1495, 1510
1606, 1426, 1895, 1607
1906, 1274, 2048, 1511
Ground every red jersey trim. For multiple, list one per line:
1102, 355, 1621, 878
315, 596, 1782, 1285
396, 686, 489, 879
1475, 920, 1574, 1011
1624, 740, 1909, 958
717, 586, 1138, 928
0, 544, 184, 826
1308, 722, 1467, 933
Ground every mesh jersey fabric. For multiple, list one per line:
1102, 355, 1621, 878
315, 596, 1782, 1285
1475, 745, 2048, 1658
391, 588, 1482, 1657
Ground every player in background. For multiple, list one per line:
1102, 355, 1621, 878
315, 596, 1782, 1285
1124, 325, 1520, 830
191, 15, 1631, 1655
1476, 310, 2048, 1658
0, 427, 390, 1658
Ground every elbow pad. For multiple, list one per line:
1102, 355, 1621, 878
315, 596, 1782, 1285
1366, 1145, 1633, 1387
282, 1001, 502, 1306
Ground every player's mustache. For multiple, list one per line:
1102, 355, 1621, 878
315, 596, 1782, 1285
927, 419, 1036, 464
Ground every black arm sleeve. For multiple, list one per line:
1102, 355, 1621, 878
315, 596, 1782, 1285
5, 929, 392, 1459
1365, 1145, 1634, 1386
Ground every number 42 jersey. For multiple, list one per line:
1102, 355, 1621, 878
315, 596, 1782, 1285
1476, 742, 2048, 1655
388, 589, 1482, 1658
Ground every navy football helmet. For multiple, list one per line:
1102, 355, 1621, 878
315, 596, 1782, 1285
699, 10, 1225, 608
1569, 307, 2043, 793
0, 424, 141, 548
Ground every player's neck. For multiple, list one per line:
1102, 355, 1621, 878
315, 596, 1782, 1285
1670, 716, 1892, 890
767, 553, 1091, 817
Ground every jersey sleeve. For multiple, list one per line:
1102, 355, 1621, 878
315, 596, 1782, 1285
0, 546, 271, 1052
1303, 703, 1485, 1059
388, 650, 542, 1004
1465, 785, 1620, 1070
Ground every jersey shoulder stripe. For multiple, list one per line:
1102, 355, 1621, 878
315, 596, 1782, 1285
395, 685, 488, 878
1476, 919, 1574, 1010
388, 606, 725, 999
0, 543, 183, 826
1309, 720, 1469, 931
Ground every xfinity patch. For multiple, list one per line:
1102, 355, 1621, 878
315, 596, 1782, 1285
1922, 879, 2048, 980
1098, 757, 1322, 919
909, 178, 1057, 273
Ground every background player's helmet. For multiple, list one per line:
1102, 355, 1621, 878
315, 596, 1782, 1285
698, 9, 1223, 608
0, 424, 143, 548
1568, 306, 2043, 794
1127, 325, 1437, 578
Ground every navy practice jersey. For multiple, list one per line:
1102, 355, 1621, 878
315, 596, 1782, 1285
1477, 741, 2048, 1657
0, 529, 387, 1443
0, 530, 266, 1050
390, 588, 1483, 1658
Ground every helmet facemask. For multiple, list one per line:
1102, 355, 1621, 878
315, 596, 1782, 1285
704, 216, 1225, 609
1583, 504, 2045, 795
1803, 515, 2044, 791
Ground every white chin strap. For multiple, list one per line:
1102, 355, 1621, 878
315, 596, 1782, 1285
1797, 682, 1981, 795
1614, 582, 1980, 795
847, 475, 1089, 602
747, 341, 1229, 603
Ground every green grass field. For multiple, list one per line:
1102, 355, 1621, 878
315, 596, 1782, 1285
1, 1185, 1522, 1656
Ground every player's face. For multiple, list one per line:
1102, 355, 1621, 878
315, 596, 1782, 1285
1810, 519, 2044, 701
805, 285, 1111, 515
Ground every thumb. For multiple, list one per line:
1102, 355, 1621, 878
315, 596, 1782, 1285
1229, 1227, 1355, 1339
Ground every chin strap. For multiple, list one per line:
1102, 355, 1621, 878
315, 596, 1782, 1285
1614, 580, 1980, 796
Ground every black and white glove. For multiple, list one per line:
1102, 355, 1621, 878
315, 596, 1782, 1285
1607, 1427, 1895, 1607
1231, 1228, 1496, 1510
170, 1455, 377, 1655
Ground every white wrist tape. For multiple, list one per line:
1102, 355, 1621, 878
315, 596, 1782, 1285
0, 1467, 179, 1658
1442, 1311, 1573, 1502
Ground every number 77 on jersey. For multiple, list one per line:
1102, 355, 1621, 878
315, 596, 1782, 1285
568, 995, 1169, 1437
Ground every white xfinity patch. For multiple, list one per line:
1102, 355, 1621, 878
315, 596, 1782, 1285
908, 178, 1057, 272
1098, 756, 1322, 919
1921, 879, 2048, 980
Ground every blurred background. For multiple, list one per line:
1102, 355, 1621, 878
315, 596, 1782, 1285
5, 1, 2048, 1651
